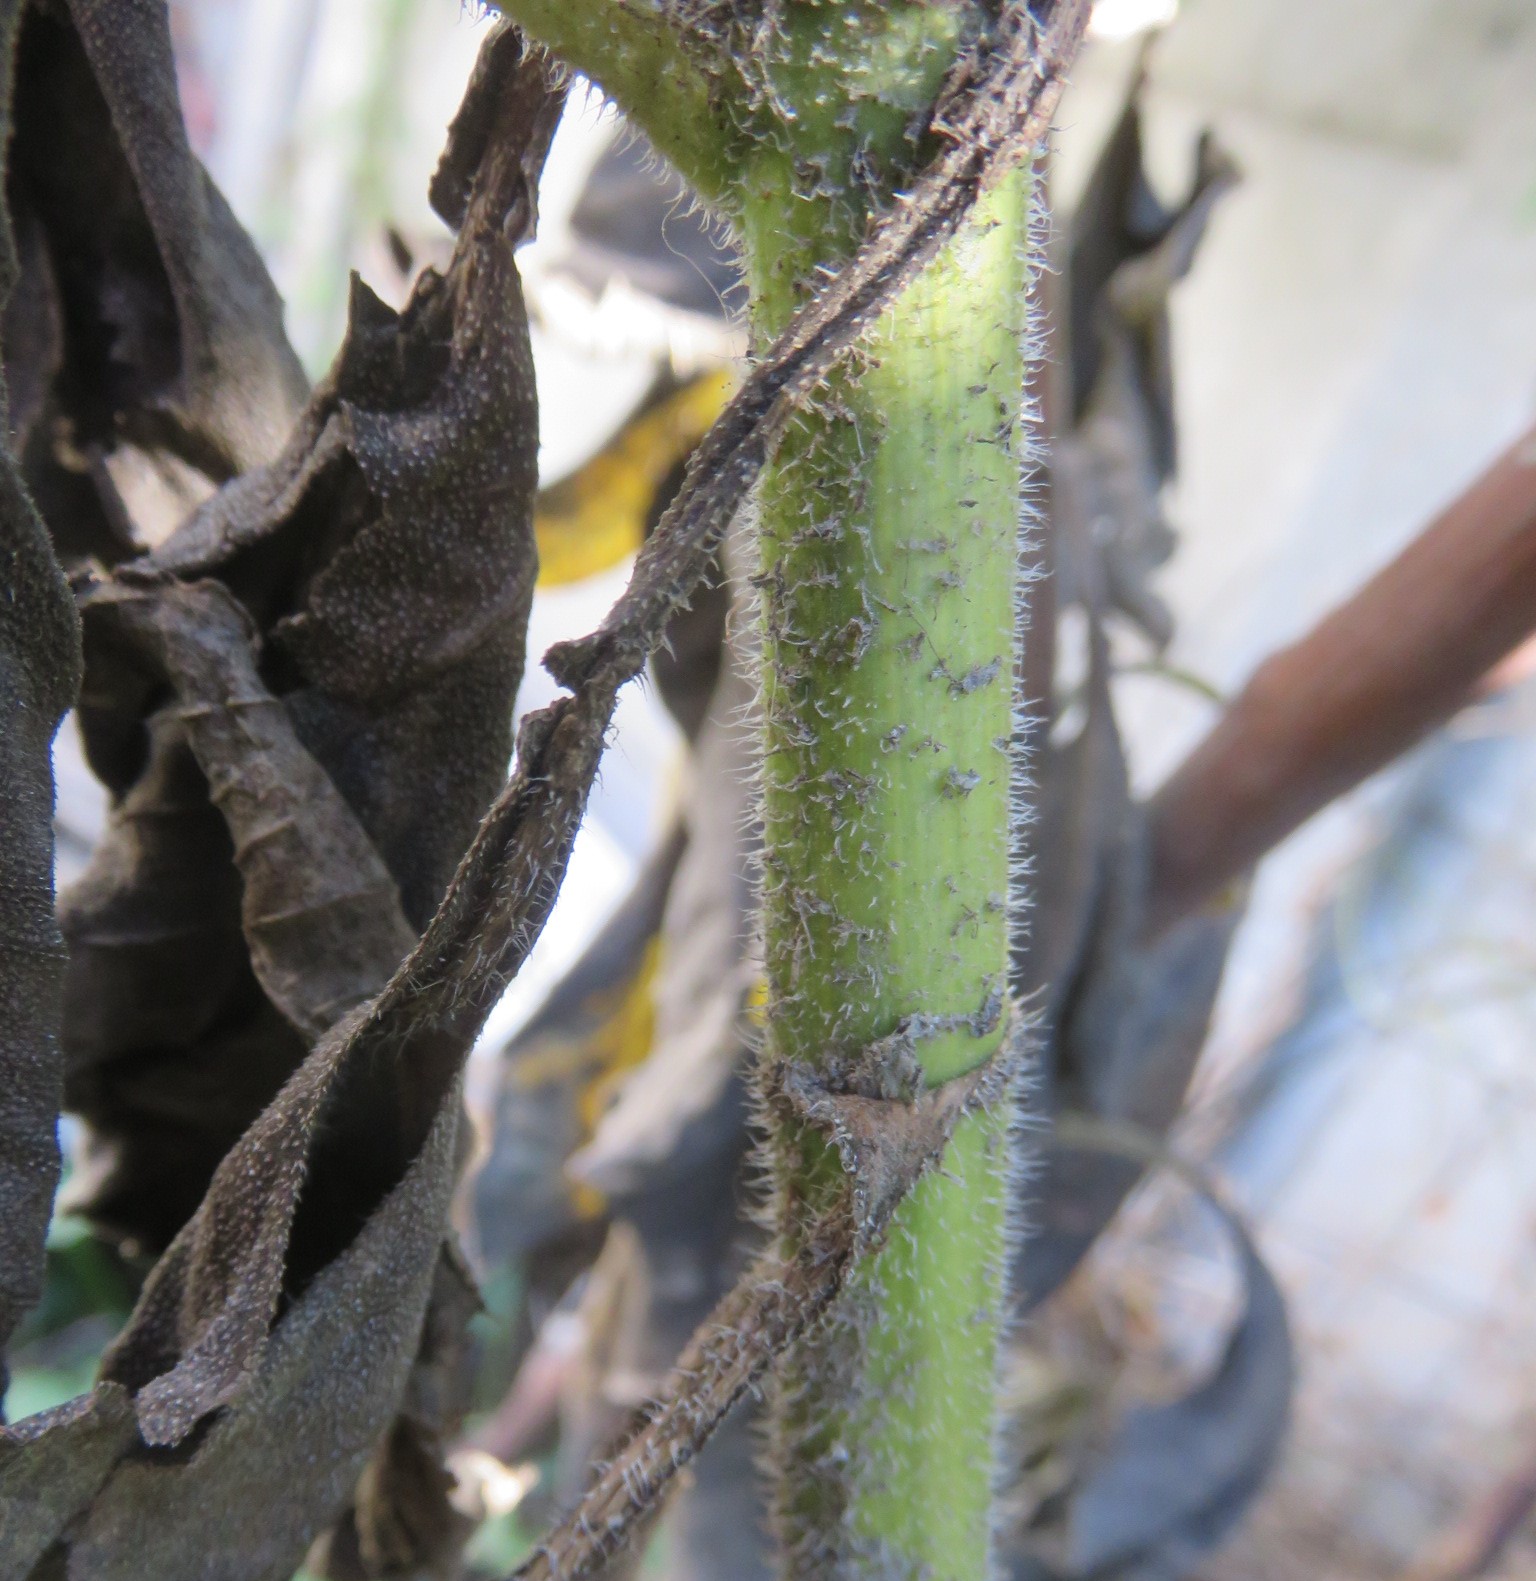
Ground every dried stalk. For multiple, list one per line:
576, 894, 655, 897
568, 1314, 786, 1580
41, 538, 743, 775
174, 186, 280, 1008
1148, 422, 1536, 933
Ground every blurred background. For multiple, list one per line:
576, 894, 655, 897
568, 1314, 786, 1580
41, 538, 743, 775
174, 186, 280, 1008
22, 1, 1536, 1576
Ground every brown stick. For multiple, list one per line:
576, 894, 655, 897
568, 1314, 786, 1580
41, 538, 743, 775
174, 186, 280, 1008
1146, 423, 1536, 934
1404, 1446, 1536, 1580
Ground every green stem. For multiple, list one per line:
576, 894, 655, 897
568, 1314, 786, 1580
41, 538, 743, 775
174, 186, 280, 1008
497, 0, 736, 202
501, 3, 1037, 1573
749, 163, 1032, 1577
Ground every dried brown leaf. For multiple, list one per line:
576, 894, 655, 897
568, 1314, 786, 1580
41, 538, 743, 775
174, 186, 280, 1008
4, 0, 307, 559
3, 19, 562, 1575
0, 0, 84, 1395
76, 573, 417, 1038
58, 19, 559, 1261
72, 1100, 462, 1581
0, 478, 80, 1386
0, 1384, 136, 1574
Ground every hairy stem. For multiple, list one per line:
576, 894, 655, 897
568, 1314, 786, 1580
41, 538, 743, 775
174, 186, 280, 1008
497, 1, 1078, 1573
750, 164, 1033, 1581
494, 0, 736, 201
728, 10, 1044, 1572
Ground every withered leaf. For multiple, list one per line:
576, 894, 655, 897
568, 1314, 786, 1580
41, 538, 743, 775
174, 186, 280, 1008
0, 1383, 135, 1573
71, 1100, 462, 1581
1015, 640, 1238, 1309
1018, 807, 1242, 1308
0, 471, 80, 1392
4, 0, 308, 560
64, 18, 563, 1445
58, 15, 560, 1263
1067, 1219, 1291, 1579
312, 1245, 483, 1581
3, 16, 565, 1579
1005, 1125, 1292, 1581
0, 0, 84, 1397
74, 573, 417, 1041
63, 573, 418, 1448
1065, 63, 1237, 481
57, 695, 307, 1253
1055, 71, 1238, 648
153, 26, 558, 928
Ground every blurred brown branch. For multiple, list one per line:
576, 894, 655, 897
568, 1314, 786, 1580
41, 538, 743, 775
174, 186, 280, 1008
1148, 421, 1536, 934
1405, 1443, 1536, 1581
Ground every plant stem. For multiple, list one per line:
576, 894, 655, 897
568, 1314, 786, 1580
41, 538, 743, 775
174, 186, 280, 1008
493, 0, 735, 202
728, 15, 1035, 1571
747, 161, 1032, 1578
498, 3, 1040, 1572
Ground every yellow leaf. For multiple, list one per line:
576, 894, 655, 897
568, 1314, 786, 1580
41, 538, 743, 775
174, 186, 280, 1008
535, 370, 736, 586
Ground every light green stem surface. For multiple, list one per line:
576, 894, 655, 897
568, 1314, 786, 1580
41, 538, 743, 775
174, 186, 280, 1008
496, 0, 734, 201
749, 168, 1030, 1577
500, 3, 1036, 1573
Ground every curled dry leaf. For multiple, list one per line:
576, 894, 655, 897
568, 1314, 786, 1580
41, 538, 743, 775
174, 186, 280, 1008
0, 0, 84, 1401
3, 0, 307, 559
74, 573, 419, 1042
0, 429, 74, 1399
70, 1099, 462, 1581
3, 15, 562, 1580
1053, 71, 1239, 648
0, 1384, 135, 1574
1066, 1222, 1291, 1579
59, 15, 558, 1261
0, 495, 77, 1395
58, 570, 426, 1450
311, 1245, 485, 1581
